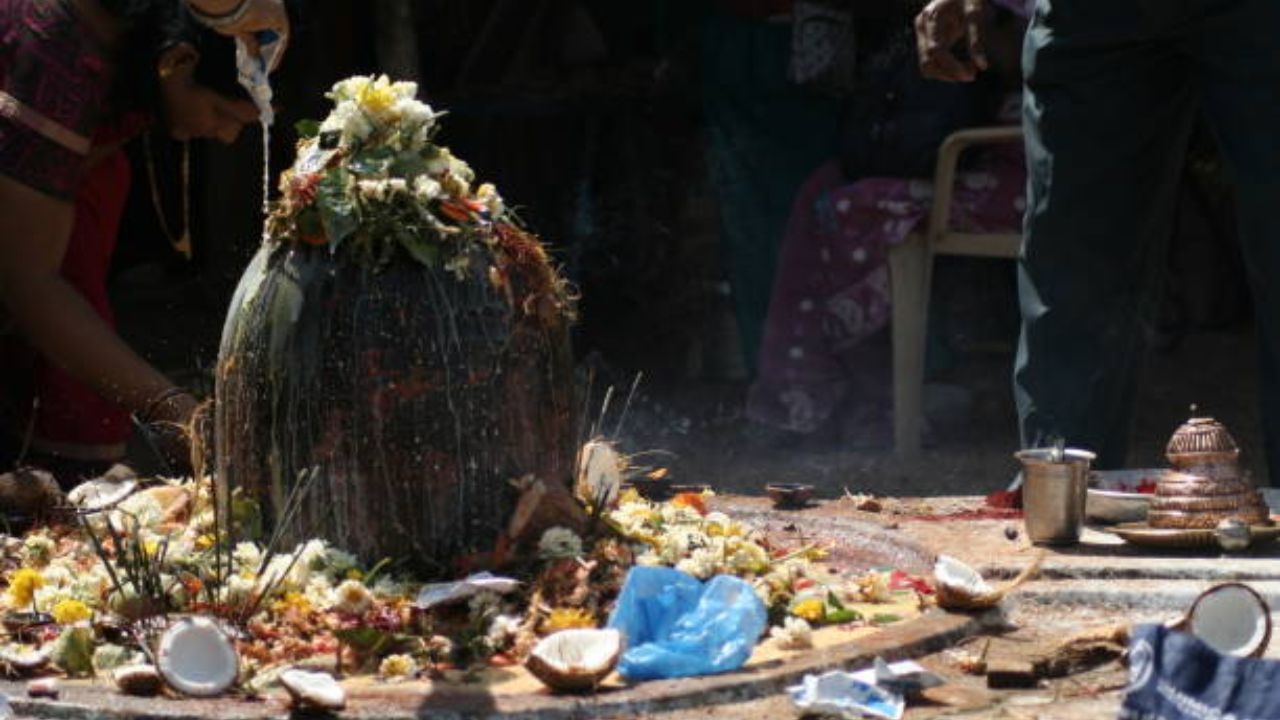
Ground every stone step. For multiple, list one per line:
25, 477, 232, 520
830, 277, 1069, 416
1010, 578, 1280, 611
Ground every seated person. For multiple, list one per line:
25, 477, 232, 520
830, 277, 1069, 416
747, 1, 1027, 444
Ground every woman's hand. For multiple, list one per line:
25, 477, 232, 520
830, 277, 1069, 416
158, 44, 259, 143
186, 0, 289, 70
915, 0, 989, 82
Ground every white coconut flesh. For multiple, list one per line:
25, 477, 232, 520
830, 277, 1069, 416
157, 618, 238, 697
934, 555, 994, 595
66, 477, 138, 511
279, 669, 346, 710
534, 629, 621, 672
1188, 584, 1271, 657
577, 441, 622, 506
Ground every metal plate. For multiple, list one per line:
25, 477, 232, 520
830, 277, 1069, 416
1109, 522, 1280, 550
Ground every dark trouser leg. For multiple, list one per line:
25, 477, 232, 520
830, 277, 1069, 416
1014, 1, 1198, 467
1196, 0, 1280, 485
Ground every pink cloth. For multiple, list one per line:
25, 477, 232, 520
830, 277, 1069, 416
747, 144, 1027, 433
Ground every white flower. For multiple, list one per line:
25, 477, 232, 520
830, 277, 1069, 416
386, 178, 408, 195
21, 534, 56, 567
413, 175, 442, 203
358, 179, 389, 202
321, 548, 360, 578
475, 183, 504, 218
225, 574, 257, 608
538, 527, 583, 560
331, 579, 374, 615
379, 653, 417, 680
40, 565, 72, 588
448, 156, 475, 184
674, 547, 719, 580
303, 576, 336, 608
770, 617, 813, 650
328, 76, 373, 103
370, 576, 406, 599
468, 591, 500, 621
319, 100, 373, 148
394, 97, 435, 127
233, 542, 263, 572
660, 504, 702, 526
855, 571, 892, 603
635, 552, 663, 567
728, 541, 770, 575
486, 613, 521, 648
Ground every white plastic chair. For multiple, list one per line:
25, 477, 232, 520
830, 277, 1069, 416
888, 125, 1025, 457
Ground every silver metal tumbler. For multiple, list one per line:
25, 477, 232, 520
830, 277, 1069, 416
1015, 448, 1097, 545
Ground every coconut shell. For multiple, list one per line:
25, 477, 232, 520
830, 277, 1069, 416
524, 629, 621, 693
934, 553, 1042, 612
114, 664, 164, 697
1174, 583, 1272, 658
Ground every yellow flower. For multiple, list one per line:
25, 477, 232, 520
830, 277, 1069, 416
345, 568, 364, 581
7, 569, 44, 608
51, 599, 92, 625
791, 597, 825, 623
271, 592, 313, 616
379, 653, 417, 680
195, 534, 217, 551
541, 607, 596, 634
143, 540, 160, 557
358, 77, 398, 119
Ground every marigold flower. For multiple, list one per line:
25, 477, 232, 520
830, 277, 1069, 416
51, 599, 92, 625
791, 596, 825, 623
7, 569, 44, 608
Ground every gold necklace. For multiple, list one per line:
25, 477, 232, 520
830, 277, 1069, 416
143, 133, 192, 260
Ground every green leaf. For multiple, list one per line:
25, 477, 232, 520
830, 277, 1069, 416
824, 607, 862, 624
348, 147, 395, 176
399, 233, 440, 267
871, 613, 903, 625
317, 168, 358, 247
335, 626, 391, 656
294, 118, 321, 139
389, 151, 429, 179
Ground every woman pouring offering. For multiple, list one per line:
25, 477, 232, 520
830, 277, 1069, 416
0, 0, 287, 485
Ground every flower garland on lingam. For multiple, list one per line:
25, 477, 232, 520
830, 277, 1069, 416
266, 75, 507, 268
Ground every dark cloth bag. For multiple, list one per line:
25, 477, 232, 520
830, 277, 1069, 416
1121, 623, 1280, 719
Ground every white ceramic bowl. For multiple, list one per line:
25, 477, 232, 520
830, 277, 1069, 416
1086, 469, 1166, 524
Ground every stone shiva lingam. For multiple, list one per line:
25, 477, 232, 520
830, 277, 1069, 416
215, 76, 578, 576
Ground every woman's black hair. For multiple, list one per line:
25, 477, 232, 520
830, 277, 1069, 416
99, 0, 202, 113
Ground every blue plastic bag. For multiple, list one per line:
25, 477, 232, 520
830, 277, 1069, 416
607, 566, 768, 681
1121, 623, 1280, 719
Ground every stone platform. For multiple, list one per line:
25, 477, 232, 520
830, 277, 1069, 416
6, 495, 1278, 719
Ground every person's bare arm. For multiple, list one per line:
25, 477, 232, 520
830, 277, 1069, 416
915, 0, 989, 82
0, 174, 194, 425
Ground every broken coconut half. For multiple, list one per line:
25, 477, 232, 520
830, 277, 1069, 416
1177, 582, 1272, 658
933, 554, 1041, 611
0, 644, 53, 677
279, 669, 346, 711
525, 628, 623, 693
114, 664, 164, 696
156, 617, 239, 697
576, 440, 623, 507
